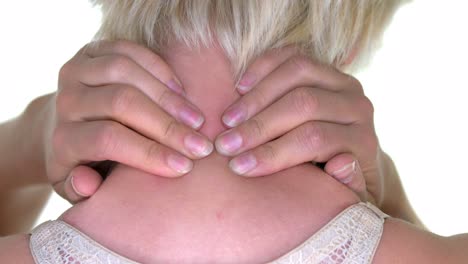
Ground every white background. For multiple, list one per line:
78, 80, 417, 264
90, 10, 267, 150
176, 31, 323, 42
0, 1, 467, 236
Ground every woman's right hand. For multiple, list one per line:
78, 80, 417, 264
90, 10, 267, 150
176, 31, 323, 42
45, 40, 213, 203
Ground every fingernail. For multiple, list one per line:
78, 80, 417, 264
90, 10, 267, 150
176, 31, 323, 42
167, 154, 193, 174
237, 72, 256, 93
179, 105, 204, 129
331, 161, 357, 184
215, 130, 243, 155
167, 79, 186, 97
222, 103, 247, 127
229, 153, 257, 175
70, 173, 86, 197
184, 134, 214, 158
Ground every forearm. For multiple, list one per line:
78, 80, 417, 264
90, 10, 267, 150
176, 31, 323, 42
375, 218, 466, 263
0, 234, 35, 263
0, 94, 52, 190
0, 186, 51, 235
379, 151, 426, 229
0, 93, 54, 234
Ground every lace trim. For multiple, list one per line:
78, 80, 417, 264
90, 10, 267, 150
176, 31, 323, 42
29, 220, 138, 264
30, 202, 387, 264
270, 202, 388, 264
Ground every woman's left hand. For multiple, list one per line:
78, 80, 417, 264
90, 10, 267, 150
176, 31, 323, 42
214, 46, 382, 205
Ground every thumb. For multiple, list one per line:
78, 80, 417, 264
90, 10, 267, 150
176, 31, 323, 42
64, 166, 103, 203
324, 153, 367, 202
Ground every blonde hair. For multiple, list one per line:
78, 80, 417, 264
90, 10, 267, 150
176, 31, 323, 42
90, 0, 407, 81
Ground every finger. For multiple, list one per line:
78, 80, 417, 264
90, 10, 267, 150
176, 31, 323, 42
60, 84, 212, 159
238, 47, 357, 94
51, 121, 196, 181
74, 54, 180, 103
81, 55, 205, 129
216, 88, 363, 156
53, 177, 79, 204
236, 45, 299, 94
82, 40, 185, 96
224, 55, 362, 128
226, 121, 357, 176
64, 166, 103, 203
324, 153, 367, 201
52, 166, 101, 203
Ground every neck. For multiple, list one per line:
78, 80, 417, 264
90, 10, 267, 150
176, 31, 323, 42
58, 42, 359, 263
161, 42, 239, 141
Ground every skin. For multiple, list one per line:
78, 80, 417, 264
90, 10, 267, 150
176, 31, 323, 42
0, 96, 52, 235
50, 40, 370, 202
2, 39, 404, 235
49, 41, 422, 228
2, 41, 358, 263
1, 41, 467, 263
58, 42, 362, 262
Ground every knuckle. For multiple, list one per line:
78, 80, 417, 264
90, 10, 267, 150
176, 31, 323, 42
112, 40, 132, 52
359, 96, 375, 118
157, 89, 176, 110
163, 119, 179, 140
144, 142, 163, 164
58, 62, 74, 84
93, 122, 120, 160
257, 143, 278, 165
105, 55, 132, 81
246, 88, 269, 111
110, 86, 139, 116
246, 117, 266, 140
145, 53, 165, 71
348, 75, 364, 93
298, 122, 326, 154
291, 87, 320, 117
289, 56, 314, 77
55, 89, 73, 117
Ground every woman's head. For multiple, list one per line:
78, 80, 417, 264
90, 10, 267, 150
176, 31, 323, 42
91, 0, 407, 81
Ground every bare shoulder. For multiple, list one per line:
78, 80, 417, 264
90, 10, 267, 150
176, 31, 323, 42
0, 234, 35, 263
374, 218, 468, 263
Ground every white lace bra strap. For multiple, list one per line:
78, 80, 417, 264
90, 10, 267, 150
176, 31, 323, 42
270, 202, 388, 264
29, 220, 140, 264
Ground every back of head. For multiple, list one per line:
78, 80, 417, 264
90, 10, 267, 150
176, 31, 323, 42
90, 0, 408, 82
